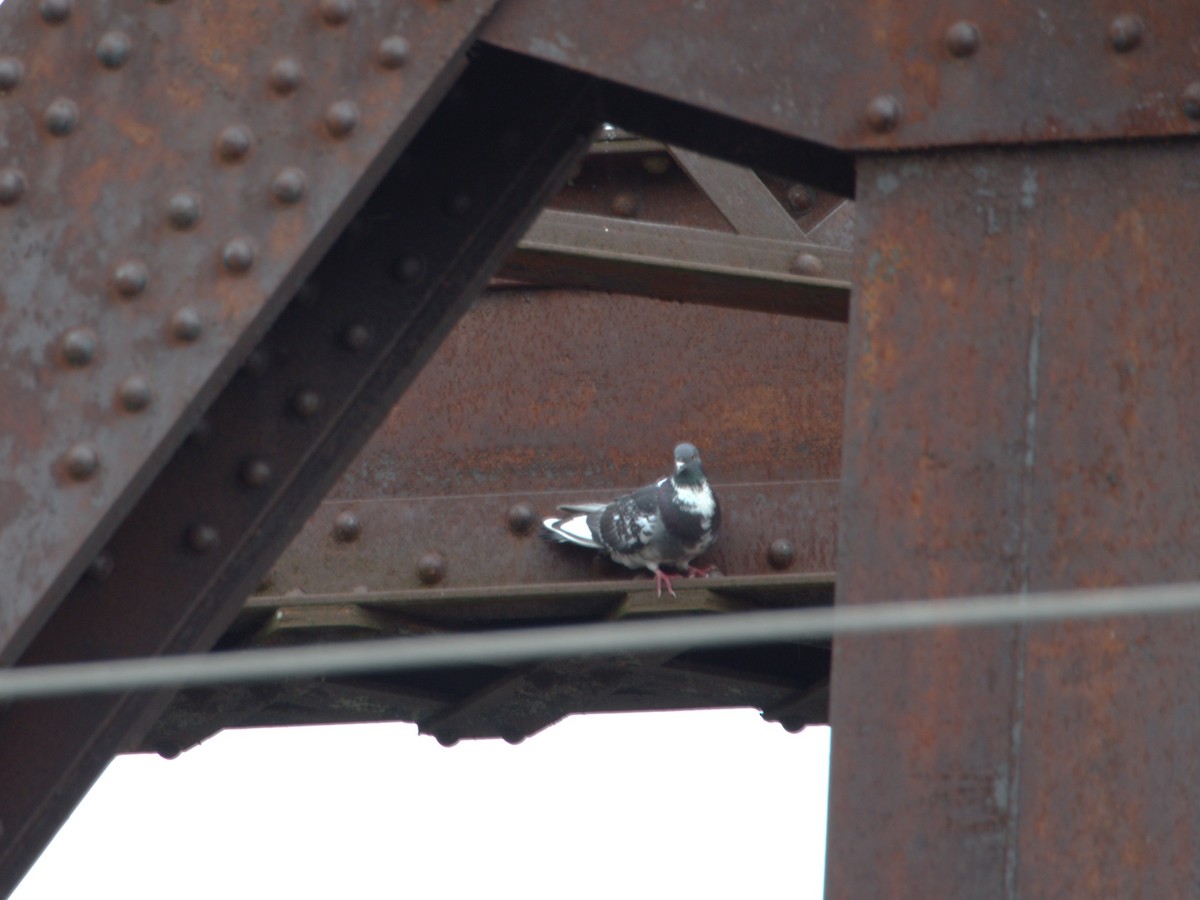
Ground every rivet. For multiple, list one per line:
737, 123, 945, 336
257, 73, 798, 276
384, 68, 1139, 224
377, 35, 410, 69
96, 31, 132, 69
393, 254, 425, 284
268, 57, 303, 95
240, 457, 272, 488
417, 552, 447, 585
786, 184, 814, 213
341, 323, 371, 351
39, 0, 71, 24
767, 538, 796, 570
87, 550, 114, 581
444, 191, 472, 216
222, 237, 256, 274
435, 732, 459, 748
642, 155, 671, 176
506, 502, 538, 536
271, 167, 307, 204
189, 417, 213, 444
242, 347, 270, 376
118, 375, 152, 412
291, 389, 322, 418
865, 95, 902, 134
64, 443, 98, 481
611, 190, 640, 218
1180, 82, 1200, 120
113, 260, 148, 298
789, 253, 825, 277
325, 100, 360, 138
44, 98, 79, 137
319, 0, 354, 25
1108, 13, 1144, 53
0, 168, 26, 206
333, 510, 362, 542
216, 124, 253, 163
185, 524, 220, 554
61, 327, 96, 366
170, 307, 203, 342
166, 191, 202, 230
945, 21, 981, 58
0, 57, 26, 93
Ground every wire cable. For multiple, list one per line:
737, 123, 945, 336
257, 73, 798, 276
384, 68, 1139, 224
3, 579, 1200, 701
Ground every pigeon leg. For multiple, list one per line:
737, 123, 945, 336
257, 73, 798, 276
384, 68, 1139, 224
653, 568, 678, 597
686, 564, 715, 578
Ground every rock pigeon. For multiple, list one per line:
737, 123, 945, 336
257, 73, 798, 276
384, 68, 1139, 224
542, 442, 721, 596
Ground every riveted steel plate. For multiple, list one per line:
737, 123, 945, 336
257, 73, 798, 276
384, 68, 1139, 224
483, 0, 1200, 151
0, 0, 496, 665
828, 141, 1200, 897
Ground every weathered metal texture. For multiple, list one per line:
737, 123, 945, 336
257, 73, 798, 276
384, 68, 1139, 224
0, 0, 496, 667
483, 1, 1200, 152
259, 481, 839, 595
0, 45, 599, 895
828, 141, 1200, 897
330, 289, 848, 501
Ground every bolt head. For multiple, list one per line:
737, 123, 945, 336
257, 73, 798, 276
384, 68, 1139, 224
216, 124, 253, 162
767, 538, 796, 570
1108, 13, 1144, 53
417, 552, 447, 585
240, 458, 272, 488
268, 57, 303, 95
611, 190, 640, 218
291, 389, 322, 418
333, 511, 363, 543
170, 307, 203, 342
865, 95, 902, 134
393, 254, 425, 285
341, 323, 372, 352
186, 524, 220, 554
64, 443, 99, 481
507, 502, 538, 535
61, 328, 96, 366
0, 168, 25, 206
945, 21, 981, 58
1181, 82, 1200, 120
319, 0, 354, 25
118, 375, 152, 412
39, 0, 71, 24
113, 260, 148, 297
378, 35, 410, 69
87, 550, 115, 581
44, 97, 79, 136
0, 57, 25, 92
325, 100, 360, 138
272, 167, 307, 204
166, 191, 202, 230
222, 237, 256, 274
96, 31, 132, 69
786, 184, 814, 213
789, 253, 825, 277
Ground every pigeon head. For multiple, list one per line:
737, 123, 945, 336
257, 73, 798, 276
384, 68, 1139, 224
672, 442, 706, 486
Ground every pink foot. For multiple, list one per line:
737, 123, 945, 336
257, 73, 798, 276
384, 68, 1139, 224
654, 569, 678, 597
686, 565, 715, 578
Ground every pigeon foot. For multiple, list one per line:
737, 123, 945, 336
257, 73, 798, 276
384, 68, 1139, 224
654, 569, 678, 597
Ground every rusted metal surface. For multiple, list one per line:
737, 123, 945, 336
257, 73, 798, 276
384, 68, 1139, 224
502, 213, 851, 320
667, 147, 804, 240
0, 0, 497, 668
828, 141, 1200, 897
483, 1, 1200, 153
0, 44, 598, 895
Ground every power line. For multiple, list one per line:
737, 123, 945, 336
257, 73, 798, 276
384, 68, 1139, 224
3, 579, 1200, 701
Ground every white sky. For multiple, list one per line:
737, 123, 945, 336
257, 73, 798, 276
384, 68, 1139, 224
14, 711, 829, 899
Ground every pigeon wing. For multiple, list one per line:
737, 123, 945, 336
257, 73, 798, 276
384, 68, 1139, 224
591, 483, 661, 555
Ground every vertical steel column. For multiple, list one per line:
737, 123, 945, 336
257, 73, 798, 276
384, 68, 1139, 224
828, 141, 1200, 897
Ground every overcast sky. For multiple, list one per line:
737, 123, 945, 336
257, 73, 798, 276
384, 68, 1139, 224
14, 711, 830, 899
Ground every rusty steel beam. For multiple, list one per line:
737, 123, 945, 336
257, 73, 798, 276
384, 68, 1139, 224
501, 211, 850, 320
828, 140, 1200, 897
667, 147, 805, 240
0, 0, 498, 668
483, 1, 1200, 154
0, 44, 600, 894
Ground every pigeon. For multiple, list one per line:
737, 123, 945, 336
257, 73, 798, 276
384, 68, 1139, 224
542, 442, 721, 596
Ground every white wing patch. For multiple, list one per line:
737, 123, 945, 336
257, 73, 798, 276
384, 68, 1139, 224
543, 514, 599, 548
